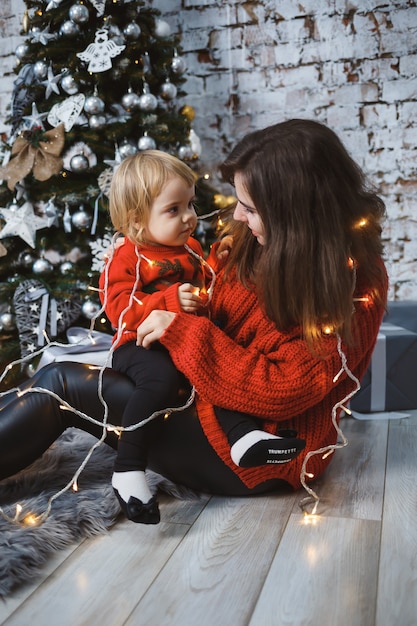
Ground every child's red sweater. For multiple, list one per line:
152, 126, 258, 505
99, 237, 213, 347
159, 263, 388, 490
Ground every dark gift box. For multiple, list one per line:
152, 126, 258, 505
383, 300, 417, 333
350, 322, 417, 412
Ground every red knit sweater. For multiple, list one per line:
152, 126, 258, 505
99, 237, 215, 346
160, 263, 388, 490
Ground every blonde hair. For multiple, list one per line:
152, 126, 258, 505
108, 150, 196, 243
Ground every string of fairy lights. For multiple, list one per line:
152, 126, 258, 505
0, 220, 216, 526
0, 221, 368, 525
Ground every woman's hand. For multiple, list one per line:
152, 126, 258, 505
136, 310, 176, 348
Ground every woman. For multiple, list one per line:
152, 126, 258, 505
0, 119, 387, 499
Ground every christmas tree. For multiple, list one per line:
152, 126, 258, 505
0, 0, 230, 386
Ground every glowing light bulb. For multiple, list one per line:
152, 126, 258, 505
303, 512, 319, 526
24, 513, 39, 526
322, 325, 333, 335
353, 217, 368, 229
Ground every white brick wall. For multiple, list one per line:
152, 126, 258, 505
1, 0, 417, 299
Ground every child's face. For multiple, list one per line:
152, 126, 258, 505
143, 177, 197, 246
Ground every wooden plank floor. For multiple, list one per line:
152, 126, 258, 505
1, 410, 416, 626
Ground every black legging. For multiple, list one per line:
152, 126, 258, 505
112, 342, 185, 473
0, 362, 287, 495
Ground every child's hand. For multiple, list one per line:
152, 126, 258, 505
216, 235, 233, 261
178, 283, 202, 313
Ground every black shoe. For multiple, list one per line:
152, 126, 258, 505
238, 436, 306, 468
113, 488, 160, 524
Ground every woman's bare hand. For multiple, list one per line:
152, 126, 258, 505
136, 310, 176, 348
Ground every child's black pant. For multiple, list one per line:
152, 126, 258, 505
112, 341, 185, 472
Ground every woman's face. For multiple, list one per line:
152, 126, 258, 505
232, 172, 265, 245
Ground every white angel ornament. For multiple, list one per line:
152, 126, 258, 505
77, 28, 126, 73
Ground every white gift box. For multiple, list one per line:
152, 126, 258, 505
35, 326, 113, 372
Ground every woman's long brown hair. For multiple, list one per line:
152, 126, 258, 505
220, 119, 386, 347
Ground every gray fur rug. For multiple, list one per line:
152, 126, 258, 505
0, 429, 200, 598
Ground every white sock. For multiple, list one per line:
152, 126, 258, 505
230, 430, 281, 466
112, 470, 153, 504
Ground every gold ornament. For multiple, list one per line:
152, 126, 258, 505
22, 9, 30, 33
0, 124, 65, 191
180, 104, 195, 121
213, 194, 236, 209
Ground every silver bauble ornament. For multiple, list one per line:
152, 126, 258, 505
69, 3, 89, 24
160, 80, 177, 100
34, 60, 48, 79
84, 95, 105, 115
123, 21, 141, 40
154, 19, 171, 38
19, 251, 36, 268
60, 261, 74, 274
25, 362, 37, 378
138, 134, 156, 151
82, 300, 101, 319
139, 92, 158, 111
61, 74, 79, 95
171, 55, 187, 75
0, 312, 16, 332
33, 258, 54, 274
70, 154, 89, 172
15, 43, 29, 61
178, 145, 194, 160
89, 114, 106, 129
122, 90, 141, 112
60, 20, 80, 37
72, 208, 92, 230
119, 141, 138, 158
